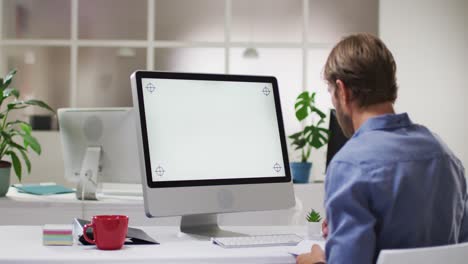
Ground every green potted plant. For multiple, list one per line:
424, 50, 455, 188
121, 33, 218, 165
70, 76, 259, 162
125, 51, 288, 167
306, 208, 322, 239
289, 91, 329, 183
0, 69, 54, 197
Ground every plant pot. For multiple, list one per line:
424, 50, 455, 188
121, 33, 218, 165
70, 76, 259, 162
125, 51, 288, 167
0, 161, 11, 197
307, 222, 322, 240
290, 162, 312, 183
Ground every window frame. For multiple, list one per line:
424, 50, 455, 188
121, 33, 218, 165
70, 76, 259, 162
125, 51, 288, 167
0, 0, 363, 108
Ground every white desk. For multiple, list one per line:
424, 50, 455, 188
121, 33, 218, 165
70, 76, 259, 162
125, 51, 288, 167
0, 225, 317, 264
0, 187, 155, 225
0, 184, 325, 226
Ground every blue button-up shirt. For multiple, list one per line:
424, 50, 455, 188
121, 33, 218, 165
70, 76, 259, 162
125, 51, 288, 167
325, 113, 467, 264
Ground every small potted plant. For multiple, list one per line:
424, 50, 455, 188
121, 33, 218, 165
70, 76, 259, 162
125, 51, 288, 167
0, 69, 54, 197
306, 208, 322, 240
289, 91, 329, 183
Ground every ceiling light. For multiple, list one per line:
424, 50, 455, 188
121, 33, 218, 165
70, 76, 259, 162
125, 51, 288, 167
117, 47, 136, 57
242, 47, 259, 59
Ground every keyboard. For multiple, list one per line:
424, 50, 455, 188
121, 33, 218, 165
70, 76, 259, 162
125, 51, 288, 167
211, 234, 303, 248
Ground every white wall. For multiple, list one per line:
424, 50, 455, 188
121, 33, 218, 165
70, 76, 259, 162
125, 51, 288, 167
379, 0, 468, 169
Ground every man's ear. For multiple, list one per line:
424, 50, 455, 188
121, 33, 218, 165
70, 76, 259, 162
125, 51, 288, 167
335, 79, 352, 103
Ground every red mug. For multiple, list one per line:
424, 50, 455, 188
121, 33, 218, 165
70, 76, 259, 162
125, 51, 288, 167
83, 215, 129, 250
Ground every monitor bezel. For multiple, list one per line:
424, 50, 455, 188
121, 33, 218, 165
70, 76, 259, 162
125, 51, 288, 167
134, 71, 291, 188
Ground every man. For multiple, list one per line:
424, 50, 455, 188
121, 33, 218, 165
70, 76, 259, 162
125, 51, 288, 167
297, 33, 467, 264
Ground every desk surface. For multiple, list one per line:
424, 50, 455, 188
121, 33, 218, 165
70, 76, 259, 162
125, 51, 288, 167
0, 185, 143, 207
0, 187, 156, 225
0, 184, 325, 226
0, 225, 319, 264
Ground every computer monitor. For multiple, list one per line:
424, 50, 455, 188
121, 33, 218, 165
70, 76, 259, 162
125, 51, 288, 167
58, 108, 141, 200
130, 71, 295, 237
326, 109, 348, 169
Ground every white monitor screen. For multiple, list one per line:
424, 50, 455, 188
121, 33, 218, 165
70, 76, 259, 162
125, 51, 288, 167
140, 77, 287, 183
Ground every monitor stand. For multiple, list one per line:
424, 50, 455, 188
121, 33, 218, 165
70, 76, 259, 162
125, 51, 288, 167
76, 146, 102, 201
180, 214, 247, 239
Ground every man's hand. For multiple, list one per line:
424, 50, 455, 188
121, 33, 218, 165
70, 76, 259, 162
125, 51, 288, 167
322, 219, 328, 239
296, 244, 326, 264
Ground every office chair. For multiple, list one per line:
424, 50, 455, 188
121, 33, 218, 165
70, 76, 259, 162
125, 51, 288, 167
377, 242, 468, 264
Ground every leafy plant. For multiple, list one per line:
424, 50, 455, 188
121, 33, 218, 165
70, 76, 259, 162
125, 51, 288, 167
306, 209, 322, 223
288, 91, 330, 162
0, 69, 54, 181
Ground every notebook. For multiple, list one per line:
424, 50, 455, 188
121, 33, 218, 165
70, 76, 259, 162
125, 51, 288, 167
13, 184, 74, 195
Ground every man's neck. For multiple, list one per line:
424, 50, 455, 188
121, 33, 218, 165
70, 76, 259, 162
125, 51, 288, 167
352, 102, 395, 132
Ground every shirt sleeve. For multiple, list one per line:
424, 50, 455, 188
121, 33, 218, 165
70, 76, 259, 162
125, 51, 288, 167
459, 196, 468, 242
458, 164, 468, 243
325, 161, 377, 264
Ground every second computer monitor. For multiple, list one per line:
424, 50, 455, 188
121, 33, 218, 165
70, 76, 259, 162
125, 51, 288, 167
326, 109, 349, 169
58, 108, 141, 200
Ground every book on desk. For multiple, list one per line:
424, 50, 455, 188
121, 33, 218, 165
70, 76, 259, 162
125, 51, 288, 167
72, 218, 159, 245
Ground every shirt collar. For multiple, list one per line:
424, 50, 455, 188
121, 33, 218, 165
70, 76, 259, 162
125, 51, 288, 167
353, 113, 413, 138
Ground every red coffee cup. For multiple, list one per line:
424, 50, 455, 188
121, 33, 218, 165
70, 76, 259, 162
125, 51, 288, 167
83, 215, 128, 250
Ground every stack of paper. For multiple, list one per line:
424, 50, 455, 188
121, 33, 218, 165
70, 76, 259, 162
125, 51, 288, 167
288, 239, 326, 256
43, 225, 73, 246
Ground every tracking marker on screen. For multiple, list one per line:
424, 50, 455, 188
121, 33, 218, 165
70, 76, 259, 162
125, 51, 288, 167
273, 162, 282, 173
146, 83, 156, 93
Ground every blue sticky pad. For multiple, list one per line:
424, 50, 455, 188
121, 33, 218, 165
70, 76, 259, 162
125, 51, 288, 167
13, 184, 75, 195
